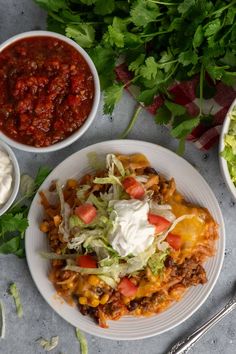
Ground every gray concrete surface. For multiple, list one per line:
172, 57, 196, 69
0, 1, 236, 353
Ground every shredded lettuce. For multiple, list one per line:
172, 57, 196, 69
37, 336, 59, 351
93, 175, 122, 185
148, 250, 169, 275
149, 201, 176, 222
86, 193, 108, 212
56, 181, 71, 241
221, 106, 236, 184
9, 283, 23, 318
87, 151, 105, 171
76, 185, 90, 202
106, 154, 125, 177
75, 328, 88, 354
40, 252, 78, 260
125, 244, 156, 274
0, 300, 5, 339
98, 275, 117, 288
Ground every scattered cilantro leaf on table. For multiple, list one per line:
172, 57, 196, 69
0, 166, 51, 257
34, 0, 236, 151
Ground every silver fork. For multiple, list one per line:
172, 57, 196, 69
167, 296, 236, 354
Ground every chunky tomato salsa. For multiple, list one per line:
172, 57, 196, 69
0, 36, 94, 147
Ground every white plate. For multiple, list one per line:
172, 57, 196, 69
219, 98, 236, 201
25, 140, 225, 340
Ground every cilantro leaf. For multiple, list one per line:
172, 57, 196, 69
165, 100, 186, 116
204, 19, 221, 37
128, 54, 146, 75
35, 0, 67, 12
0, 213, 28, 237
178, 50, 198, 66
106, 25, 124, 48
0, 236, 21, 255
65, 23, 95, 48
130, 0, 160, 27
34, 166, 51, 189
103, 83, 124, 115
178, 0, 195, 15
193, 24, 204, 48
171, 116, 200, 138
80, 0, 97, 4
88, 46, 116, 89
155, 106, 172, 125
138, 87, 157, 105
94, 0, 115, 15
140, 57, 158, 80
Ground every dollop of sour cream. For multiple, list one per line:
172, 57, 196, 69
108, 199, 155, 257
0, 149, 13, 206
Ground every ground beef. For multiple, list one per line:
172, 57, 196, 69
171, 257, 207, 286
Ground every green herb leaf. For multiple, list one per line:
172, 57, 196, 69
178, 50, 198, 66
165, 100, 186, 116
0, 213, 28, 237
155, 105, 172, 125
171, 116, 200, 138
65, 23, 95, 48
193, 25, 204, 48
94, 0, 115, 15
130, 0, 160, 27
140, 57, 158, 80
128, 54, 146, 75
35, 0, 67, 12
138, 87, 157, 105
103, 83, 124, 115
34, 166, 51, 188
204, 19, 221, 37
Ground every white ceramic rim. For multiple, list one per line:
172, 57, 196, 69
0, 30, 100, 153
219, 97, 236, 201
0, 140, 20, 215
25, 140, 225, 340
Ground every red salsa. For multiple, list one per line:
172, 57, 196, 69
0, 36, 94, 147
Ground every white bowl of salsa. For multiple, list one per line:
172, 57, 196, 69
0, 31, 100, 153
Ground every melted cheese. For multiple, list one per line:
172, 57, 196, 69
169, 193, 208, 252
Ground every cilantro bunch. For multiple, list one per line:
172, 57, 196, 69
35, 0, 236, 149
0, 167, 50, 257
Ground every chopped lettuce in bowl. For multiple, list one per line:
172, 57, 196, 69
219, 99, 236, 200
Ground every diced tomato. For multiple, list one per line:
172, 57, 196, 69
118, 277, 138, 297
148, 213, 171, 233
74, 203, 97, 224
76, 254, 97, 268
122, 177, 145, 199
166, 233, 182, 250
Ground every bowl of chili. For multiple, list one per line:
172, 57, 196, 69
0, 31, 100, 153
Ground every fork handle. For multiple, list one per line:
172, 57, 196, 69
168, 299, 236, 354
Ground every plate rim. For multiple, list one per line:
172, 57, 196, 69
25, 139, 225, 340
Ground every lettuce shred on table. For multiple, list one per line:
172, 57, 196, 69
221, 106, 236, 184
37, 336, 59, 351
76, 328, 88, 354
0, 300, 6, 339
9, 283, 23, 318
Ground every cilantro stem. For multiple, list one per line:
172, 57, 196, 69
141, 30, 172, 38
199, 64, 205, 117
148, 0, 178, 5
209, 0, 236, 17
119, 105, 142, 139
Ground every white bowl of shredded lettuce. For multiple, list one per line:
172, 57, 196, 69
219, 98, 236, 201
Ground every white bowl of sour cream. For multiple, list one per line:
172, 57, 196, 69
0, 140, 20, 216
